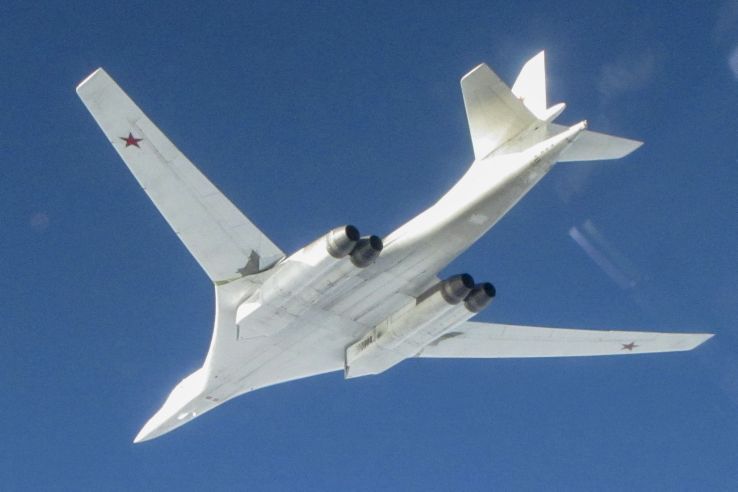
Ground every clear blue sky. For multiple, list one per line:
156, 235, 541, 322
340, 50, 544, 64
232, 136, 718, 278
2, 1, 738, 490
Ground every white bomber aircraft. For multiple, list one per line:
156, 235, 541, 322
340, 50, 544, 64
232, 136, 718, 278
77, 52, 712, 443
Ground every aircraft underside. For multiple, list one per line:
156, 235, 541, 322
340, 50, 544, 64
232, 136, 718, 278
75, 51, 713, 442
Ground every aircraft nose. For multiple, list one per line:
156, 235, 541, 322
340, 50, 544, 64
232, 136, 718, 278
133, 418, 161, 443
133, 428, 151, 444
133, 410, 174, 443
133, 405, 203, 443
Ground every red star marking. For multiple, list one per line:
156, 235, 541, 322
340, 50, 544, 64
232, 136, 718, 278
120, 132, 143, 148
621, 342, 638, 351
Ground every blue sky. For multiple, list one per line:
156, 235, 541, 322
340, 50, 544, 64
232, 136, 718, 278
2, 1, 738, 489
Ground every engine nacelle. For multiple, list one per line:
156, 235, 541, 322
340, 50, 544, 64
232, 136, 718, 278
345, 274, 494, 378
440, 273, 476, 304
257, 225, 362, 303
464, 282, 495, 312
350, 235, 383, 267
236, 225, 383, 339
326, 224, 361, 258
374, 274, 475, 350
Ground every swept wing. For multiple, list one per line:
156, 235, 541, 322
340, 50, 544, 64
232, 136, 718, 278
418, 321, 713, 358
76, 69, 284, 283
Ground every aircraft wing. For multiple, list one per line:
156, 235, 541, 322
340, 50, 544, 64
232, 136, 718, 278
417, 321, 713, 358
76, 69, 284, 283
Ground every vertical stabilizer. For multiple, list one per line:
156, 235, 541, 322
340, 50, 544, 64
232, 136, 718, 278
512, 51, 548, 119
461, 64, 537, 160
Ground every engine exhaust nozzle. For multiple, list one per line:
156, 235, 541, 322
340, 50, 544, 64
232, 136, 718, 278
440, 274, 475, 304
350, 235, 383, 268
326, 225, 361, 258
464, 282, 496, 312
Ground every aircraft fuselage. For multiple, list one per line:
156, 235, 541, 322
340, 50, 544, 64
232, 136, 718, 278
380, 121, 586, 280
131, 120, 585, 441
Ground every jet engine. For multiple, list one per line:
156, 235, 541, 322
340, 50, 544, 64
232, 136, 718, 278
345, 274, 495, 377
236, 225, 383, 337
254, 225, 383, 301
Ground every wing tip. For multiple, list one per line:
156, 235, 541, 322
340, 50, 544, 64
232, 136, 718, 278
686, 332, 714, 350
460, 63, 491, 85
665, 332, 714, 353
76, 67, 108, 95
622, 138, 644, 157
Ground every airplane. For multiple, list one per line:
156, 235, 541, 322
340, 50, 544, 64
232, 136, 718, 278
76, 51, 713, 443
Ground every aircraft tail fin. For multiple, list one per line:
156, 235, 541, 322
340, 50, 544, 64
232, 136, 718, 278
511, 51, 548, 119
462, 51, 642, 162
461, 63, 537, 160
462, 50, 563, 160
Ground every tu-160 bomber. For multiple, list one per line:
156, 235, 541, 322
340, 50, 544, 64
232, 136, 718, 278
77, 52, 712, 443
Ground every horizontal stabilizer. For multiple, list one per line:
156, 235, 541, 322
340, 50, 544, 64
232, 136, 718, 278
76, 69, 284, 282
551, 124, 643, 161
418, 321, 712, 358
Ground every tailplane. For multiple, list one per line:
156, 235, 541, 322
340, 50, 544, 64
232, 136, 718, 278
461, 51, 642, 162
552, 124, 643, 161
